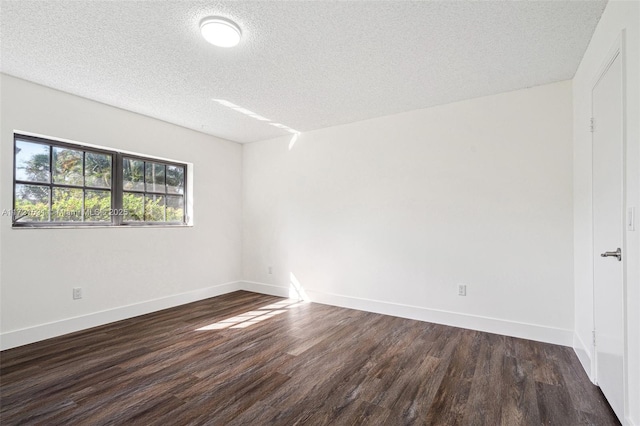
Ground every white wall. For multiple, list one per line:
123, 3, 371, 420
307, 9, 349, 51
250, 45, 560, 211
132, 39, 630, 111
243, 80, 574, 345
572, 1, 640, 424
0, 74, 243, 349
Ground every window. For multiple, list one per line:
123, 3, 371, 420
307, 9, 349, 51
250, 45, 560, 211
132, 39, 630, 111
12, 134, 187, 227
122, 157, 185, 222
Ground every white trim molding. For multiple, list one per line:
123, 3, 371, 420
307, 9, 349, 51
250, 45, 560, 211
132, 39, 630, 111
573, 332, 595, 383
241, 281, 291, 298
0, 281, 242, 351
238, 281, 573, 347
2, 280, 574, 351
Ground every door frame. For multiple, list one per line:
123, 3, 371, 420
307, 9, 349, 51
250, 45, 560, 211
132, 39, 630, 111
590, 29, 628, 419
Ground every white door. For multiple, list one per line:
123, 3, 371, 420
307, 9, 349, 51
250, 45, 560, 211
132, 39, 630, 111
592, 50, 625, 421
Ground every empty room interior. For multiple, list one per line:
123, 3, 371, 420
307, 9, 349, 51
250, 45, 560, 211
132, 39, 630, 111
0, 0, 639, 425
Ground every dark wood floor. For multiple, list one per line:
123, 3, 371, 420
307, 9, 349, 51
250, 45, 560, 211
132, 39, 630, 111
1, 291, 619, 425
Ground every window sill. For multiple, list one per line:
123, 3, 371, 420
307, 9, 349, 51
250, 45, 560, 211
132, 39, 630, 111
11, 224, 193, 229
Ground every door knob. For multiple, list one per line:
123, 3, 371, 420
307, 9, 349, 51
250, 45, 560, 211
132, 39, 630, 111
601, 248, 622, 261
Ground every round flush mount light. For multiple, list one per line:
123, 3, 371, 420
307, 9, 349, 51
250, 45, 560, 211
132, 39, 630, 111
200, 17, 242, 48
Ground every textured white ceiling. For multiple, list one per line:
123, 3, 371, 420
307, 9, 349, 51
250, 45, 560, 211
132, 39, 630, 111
1, 1, 607, 143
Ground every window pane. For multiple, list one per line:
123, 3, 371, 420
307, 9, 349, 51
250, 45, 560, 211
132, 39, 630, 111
144, 194, 165, 221
85, 152, 112, 188
14, 184, 50, 222
123, 158, 144, 191
166, 165, 184, 194
53, 147, 83, 186
145, 162, 165, 193
123, 192, 144, 221
85, 190, 111, 222
52, 187, 83, 221
15, 140, 50, 183
166, 195, 184, 221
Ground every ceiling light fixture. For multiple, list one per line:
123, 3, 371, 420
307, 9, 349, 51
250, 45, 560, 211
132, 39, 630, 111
200, 17, 242, 48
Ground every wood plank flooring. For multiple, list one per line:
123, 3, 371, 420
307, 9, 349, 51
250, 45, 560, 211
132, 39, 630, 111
0, 291, 619, 425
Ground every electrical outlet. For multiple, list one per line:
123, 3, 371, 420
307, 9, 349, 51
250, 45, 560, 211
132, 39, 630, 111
268, 266, 273, 275
73, 287, 82, 300
457, 284, 467, 296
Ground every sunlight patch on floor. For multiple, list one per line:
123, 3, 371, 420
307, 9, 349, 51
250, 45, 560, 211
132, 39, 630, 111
196, 299, 305, 331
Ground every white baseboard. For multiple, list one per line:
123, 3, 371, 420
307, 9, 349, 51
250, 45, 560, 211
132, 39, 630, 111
0, 281, 242, 351
1, 280, 574, 351
240, 281, 291, 298
238, 281, 573, 347
573, 332, 595, 383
